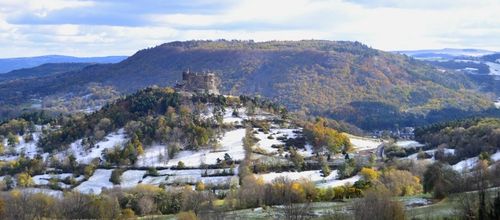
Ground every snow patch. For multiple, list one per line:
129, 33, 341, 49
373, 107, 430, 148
254, 128, 300, 154
137, 145, 169, 167
66, 129, 127, 164
75, 169, 114, 194
166, 129, 246, 167
120, 170, 147, 188
317, 174, 362, 188
348, 135, 383, 151
257, 170, 337, 184
395, 140, 425, 149
33, 173, 73, 185
453, 157, 478, 171
19, 188, 64, 198
0, 130, 45, 161
486, 62, 500, 76
120, 168, 237, 187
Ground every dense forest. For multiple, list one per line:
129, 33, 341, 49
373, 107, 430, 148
0, 40, 496, 130
415, 118, 500, 164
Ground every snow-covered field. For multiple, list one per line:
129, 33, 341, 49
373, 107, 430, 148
0, 128, 46, 161
486, 61, 500, 76
395, 140, 424, 149
254, 128, 301, 152
115, 168, 238, 188
165, 175, 236, 185
405, 148, 455, 163
222, 108, 245, 124
221, 107, 276, 124
166, 128, 246, 167
257, 169, 361, 189
137, 145, 169, 167
33, 173, 74, 185
64, 129, 127, 164
453, 151, 500, 171
19, 188, 64, 198
257, 170, 335, 183
75, 169, 114, 194
317, 175, 362, 188
120, 170, 147, 188
348, 135, 383, 151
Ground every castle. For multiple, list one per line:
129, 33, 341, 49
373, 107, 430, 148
176, 70, 220, 95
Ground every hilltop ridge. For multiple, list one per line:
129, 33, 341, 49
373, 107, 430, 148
0, 40, 495, 129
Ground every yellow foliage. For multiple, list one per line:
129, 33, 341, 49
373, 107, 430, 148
163, 87, 175, 94
291, 182, 304, 195
195, 181, 205, 191
304, 118, 352, 153
256, 176, 265, 186
177, 211, 198, 220
360, 167, 379, 181
121, 208, 136, 219
272, 182, 285, 191
413, 176, 420, 184
16, 172, 33, 187
136, 144, 144, 155
10, 189, 21, 198
379, 169, 422, 196
183, 185, 194, 192
130, 184, 163, 193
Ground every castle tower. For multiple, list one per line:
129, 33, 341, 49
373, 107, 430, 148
178, 70, 220, 95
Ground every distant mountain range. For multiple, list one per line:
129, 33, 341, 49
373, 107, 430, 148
0, 55, 127, 73
0, 40, 497, 129
395, 48, 497, 60
397, 49, 500, 96
0, 63, 93, 82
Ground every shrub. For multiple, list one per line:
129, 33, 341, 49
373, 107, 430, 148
110, 169, 123, 185
177, 211, 198, 220
177, 161, 186, 169
147, 167, 158, 176
16, 172, 33, 187
195, 181, 205, 191
121, 208, 136, 219
353, 190, 405, 220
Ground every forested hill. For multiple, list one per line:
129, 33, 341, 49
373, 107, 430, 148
414, 117, 500, 164
0, 55, 127, 73
0, 40, 495, 129
0, 63, 92, 82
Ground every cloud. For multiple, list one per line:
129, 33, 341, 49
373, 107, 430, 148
344, 0, 493, 9
0, 0, 500, 57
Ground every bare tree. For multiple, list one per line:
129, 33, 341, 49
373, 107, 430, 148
352, 190, 405, 220
283, 201, 312, 220
137, 195, 157, 216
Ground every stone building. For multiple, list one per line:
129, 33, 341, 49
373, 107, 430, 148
176, 70, 220, 95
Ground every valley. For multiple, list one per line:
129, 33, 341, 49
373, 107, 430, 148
0, 44, 499, 219
0, 84, 498, 219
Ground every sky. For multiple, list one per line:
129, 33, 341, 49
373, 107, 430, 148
1, 0, 500, 58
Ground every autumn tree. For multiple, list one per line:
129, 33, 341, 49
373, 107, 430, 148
16, 172, 33, 187
304, 118, 352, 153
423, 162, 460, 198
